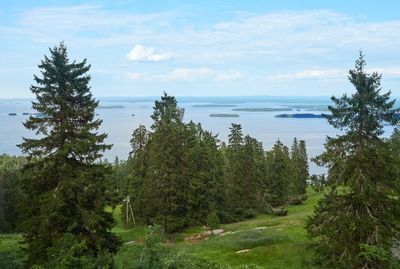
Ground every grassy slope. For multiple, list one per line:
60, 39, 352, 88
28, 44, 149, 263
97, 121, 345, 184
0, 189, 323, 268
113, 188, 323, 268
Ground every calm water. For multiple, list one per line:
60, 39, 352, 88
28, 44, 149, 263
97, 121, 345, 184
0, 96, 396, 174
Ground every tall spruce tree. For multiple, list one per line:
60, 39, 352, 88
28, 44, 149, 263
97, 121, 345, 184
289, 138, 308, 197
266, 140, 290, 207
307, 52, 400, 268
242, 135, 265, 214
18, 43, 121, 266
125, 94, 226, 232
224, 123, 246, 220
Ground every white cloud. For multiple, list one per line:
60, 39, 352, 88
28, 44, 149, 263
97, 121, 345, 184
167, 68, 214, 80
126, 68, 241, 82
127, 72, 147, 80
367, 67, 400, 76
4, 5, 400, 96
126, 44, 173, 62
267, 69, 345, 81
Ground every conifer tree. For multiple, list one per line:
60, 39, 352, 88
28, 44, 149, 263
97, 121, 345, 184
297, 140, 309, 195
242, 135, 266, 214
266, 140, 290, 207
289, 138, 308, 197
307, 52, 400, 268
224, 123, 246, 220
18, 43, 121, 266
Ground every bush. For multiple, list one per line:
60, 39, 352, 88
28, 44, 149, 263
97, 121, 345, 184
0, 249, 25, 269
45, 233, 114, 269
116, 225, 230, 269
163, 251, 223, 269
287, 194, 307, 205
207, 211, 220, 229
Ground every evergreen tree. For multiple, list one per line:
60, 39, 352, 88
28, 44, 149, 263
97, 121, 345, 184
0, 155, 25, 233
266, 140, 290, 207
125, 125, 150, 225
307, 52, 400, 268
144, 93, 191, 232
242, 135, 266, 215
18, 43, 121, 266
126, 94, 226, 232
224, 123, 246, 220
289, 138, 308, 198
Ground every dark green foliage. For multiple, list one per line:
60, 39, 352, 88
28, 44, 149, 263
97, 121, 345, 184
129, 225, 167, 269
266, 140, 290, 207
109, 157, 129, 202
359, 244, 400, 269
125, 93, 226, 232
0, 155, 25, 233
18, 43, 121, 266
45, 233, 114, 269
223, 125, 266, 221
207, 211, 220, 229
289, 138, 309, 196
0, 248, 24, 269
307, 52, 400, 268
122, 94, 307, 231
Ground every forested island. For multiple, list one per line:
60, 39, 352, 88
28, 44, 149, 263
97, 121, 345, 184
0, 45, 399, 269
275, 113, 327, 118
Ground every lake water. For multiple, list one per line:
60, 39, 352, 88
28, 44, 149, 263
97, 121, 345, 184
0, 96, 396, 174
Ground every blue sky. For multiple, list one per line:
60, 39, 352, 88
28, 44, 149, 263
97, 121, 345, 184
1, 0, 400, 98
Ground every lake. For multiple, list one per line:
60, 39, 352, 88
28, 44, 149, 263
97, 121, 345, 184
1, 96, 396, 174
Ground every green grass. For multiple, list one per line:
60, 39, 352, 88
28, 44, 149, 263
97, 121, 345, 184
112, 188, 323, 268
0, 189, 323, 268
0, 234, 23, 251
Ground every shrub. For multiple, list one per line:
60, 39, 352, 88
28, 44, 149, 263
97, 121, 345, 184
0, 249, 25, 269
45, 233, 114, 269
207, 211, 221, 229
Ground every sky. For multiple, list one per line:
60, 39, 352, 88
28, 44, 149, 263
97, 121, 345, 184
1, 0, 400, 98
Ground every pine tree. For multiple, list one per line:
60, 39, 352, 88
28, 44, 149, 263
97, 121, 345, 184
307, 52, 400, 268
18, 43, 121, 266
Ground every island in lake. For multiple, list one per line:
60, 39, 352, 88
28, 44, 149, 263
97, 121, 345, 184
209, 113, 240, 118
275, 113, 328, 118
97, 105, 124, 109
232, 107, 292, 112
286, 105, 330, 111
193, 104, 237, 108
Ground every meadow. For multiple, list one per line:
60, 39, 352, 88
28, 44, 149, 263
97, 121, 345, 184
0, 188, 322, 268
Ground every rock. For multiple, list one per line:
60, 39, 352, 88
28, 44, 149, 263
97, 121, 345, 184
204, 230, 212, 236
212, 229, 224, 235
220, 230, 238, 236
184, 230, 212, 244
236, 249, 251, 254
